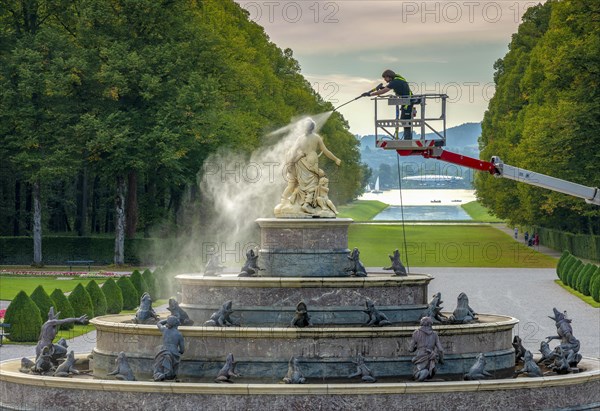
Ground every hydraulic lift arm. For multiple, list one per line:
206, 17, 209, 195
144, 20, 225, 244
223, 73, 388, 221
400, 147, 600, 206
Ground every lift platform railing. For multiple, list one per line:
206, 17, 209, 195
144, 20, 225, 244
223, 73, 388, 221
374, 93, 448, 151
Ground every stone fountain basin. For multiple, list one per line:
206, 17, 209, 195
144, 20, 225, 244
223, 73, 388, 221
1, 355, 599, 411
177, 273, 433, 325
91, 313, 518, 381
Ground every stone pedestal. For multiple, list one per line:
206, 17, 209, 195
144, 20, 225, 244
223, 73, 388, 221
256, 218, 352, 277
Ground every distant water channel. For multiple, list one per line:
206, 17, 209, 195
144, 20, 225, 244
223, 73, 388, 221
373, 205, 472, 221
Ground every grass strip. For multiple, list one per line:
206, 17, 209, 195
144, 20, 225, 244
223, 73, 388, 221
554, 280, 600, 308
337, 200, 388, 221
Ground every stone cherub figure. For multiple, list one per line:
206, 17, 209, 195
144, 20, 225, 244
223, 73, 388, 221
107, 351, 136, 381
348, 353, 377, 383
283, 356, 306, 384
383, 249, 407, 276
204, 253, 225, 276
346, 248, 368, 277
290, 301, 311, 328
205, 301, 238, 327
152, 316, 185, 382
421, 292, 447, 324
167, 297, 194, 326
546, 308, 582, 368
238, 249, 264, 277
315, 173, 338, 215
409, 316, 444, 382
363, 299, 391, 327
449, 292, 477, 323
274, 117, 342, 218
35, 307, 88, 360
134, 292, 159, 324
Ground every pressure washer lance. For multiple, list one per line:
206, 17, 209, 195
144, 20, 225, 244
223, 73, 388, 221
333, 83, 384, 111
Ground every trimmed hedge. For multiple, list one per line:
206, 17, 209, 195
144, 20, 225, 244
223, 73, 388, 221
117, 276, 139, 310
29, 285, 56, 324
534, 227, 600, 261
0, 236, 176, 265
129, 270, 149, 300
86, 280, 107, 317
68, 283, 94, 319
560, 255, 577, 283
5, 291, 42, 342
569, 263, 586, 289
102, 278, 123, 314
556, 250, 571, 280
576, 264, 594, 296
142, 269, 156, 298
566, 259, 583, 288
49, 288, 76, 330
590, 267, 600, 302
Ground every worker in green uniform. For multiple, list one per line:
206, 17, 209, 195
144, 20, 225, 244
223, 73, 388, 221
363, 69, 413, 140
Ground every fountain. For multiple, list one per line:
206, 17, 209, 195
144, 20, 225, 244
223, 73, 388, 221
1, 117, 598, 410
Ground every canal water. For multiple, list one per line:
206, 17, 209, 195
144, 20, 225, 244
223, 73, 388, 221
373, 205, 472, 221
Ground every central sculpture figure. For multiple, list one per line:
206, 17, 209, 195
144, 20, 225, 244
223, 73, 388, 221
274, 118, 342, 218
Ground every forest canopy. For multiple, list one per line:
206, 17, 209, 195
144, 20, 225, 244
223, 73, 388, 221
475, 0, 600, 234
0, 0, 366, 259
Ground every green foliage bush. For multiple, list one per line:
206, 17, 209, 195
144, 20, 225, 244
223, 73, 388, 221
85, 280, 107, 317
29, 285, 56, 324
560, 255, 577, 284
129, 270, 149, 300
117, 276, 139, 310
68, 283, 94, 319
589, 267, 600, 303
49, 288, 76, 330
142, 269, 156, 298
556, 250, 571, 280
575, 264, 593, 295
102, 278, 123, 314
565, 259, 583, 288
572, 263, 589, 291
4, 291, 42, 342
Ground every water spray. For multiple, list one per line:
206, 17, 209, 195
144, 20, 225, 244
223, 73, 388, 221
332, 83, 384, 112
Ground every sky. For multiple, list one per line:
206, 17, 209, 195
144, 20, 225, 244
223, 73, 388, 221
234, 0, 545, 136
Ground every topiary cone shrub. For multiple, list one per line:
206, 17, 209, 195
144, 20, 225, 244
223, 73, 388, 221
102, 278, 123, 314
560, 255, 577, 284
85, 280, 108, 317
556, 250, 571, 280
576, 264, 595, 296
68, 283, 95, 319
117, 276, 139, 310
29, 285, 56, 324
590, 267, 600, 303
142, 269, 156, 298
129, 270, 149, 300
50, 288, 76, 330
566, 259, 583, 288
4, 291, 42, 342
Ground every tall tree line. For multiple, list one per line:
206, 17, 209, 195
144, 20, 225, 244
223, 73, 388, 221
476, 0, 600, 234
0, 0, 366, 264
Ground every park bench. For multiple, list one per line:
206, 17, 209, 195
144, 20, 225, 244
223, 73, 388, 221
0, 323, 10, 346
65, 260, 94, 271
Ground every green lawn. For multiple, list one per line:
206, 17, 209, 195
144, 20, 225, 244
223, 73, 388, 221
461, 201, 504, 222
554, 280, 600, 308
337, 200, 388, 221
349, 224, 557, 268
0, 276, 106, 301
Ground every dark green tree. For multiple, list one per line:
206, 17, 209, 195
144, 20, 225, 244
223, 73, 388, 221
67, 283, 94, 319
142, 269, 156, 298
29, 285, 55, 324
4, 290, 42, 342
85, 280, 107, 317
49, 288, 76, 330
129, 270, 149, 301
102, 278, 123, 314
116, 276, 138, 310
475, 1, 600, 234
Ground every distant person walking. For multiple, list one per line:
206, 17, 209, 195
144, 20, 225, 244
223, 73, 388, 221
514, 227, 518, 239
363, 69, 414, 140
534, 233, 540, 247
524, 231, 529, 244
